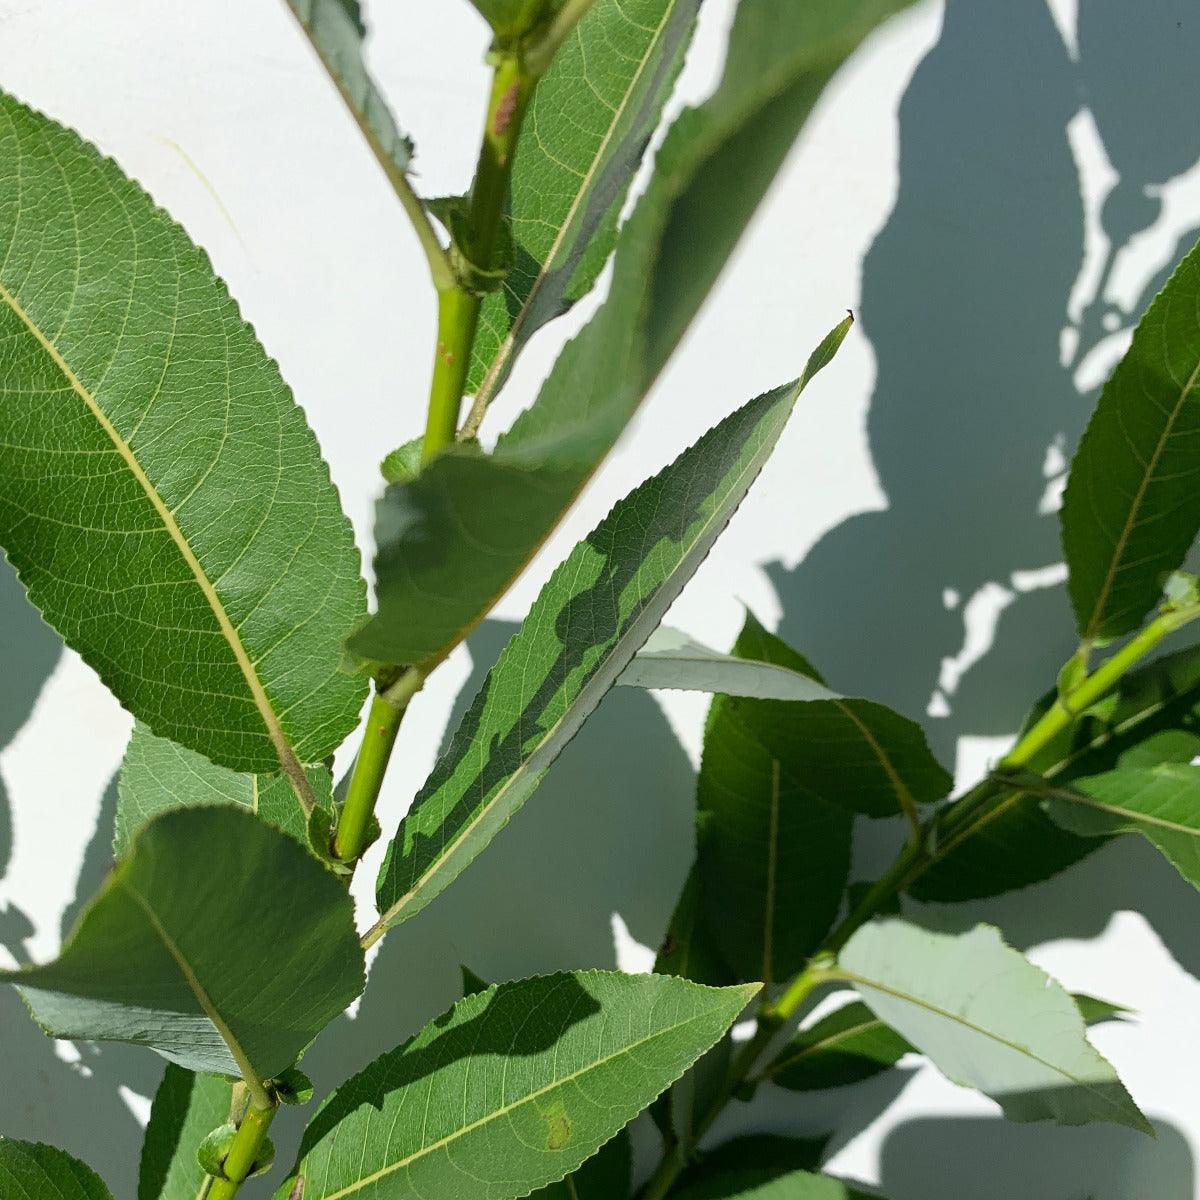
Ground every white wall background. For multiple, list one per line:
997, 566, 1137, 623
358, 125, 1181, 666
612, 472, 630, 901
2, 1, 1199, 1196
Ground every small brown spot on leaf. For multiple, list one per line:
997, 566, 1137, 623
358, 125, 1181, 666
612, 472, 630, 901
543, 1108, 571, 1151
287, 1177, 305, 1200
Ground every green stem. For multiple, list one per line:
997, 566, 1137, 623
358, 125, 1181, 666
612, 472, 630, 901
205, 1098, 278, 1200
640, 965, 832, 1200
524, 0, 600, 75
335, 672, 424, 864
1001, 601, 1200, 771
422, 285, 481, 461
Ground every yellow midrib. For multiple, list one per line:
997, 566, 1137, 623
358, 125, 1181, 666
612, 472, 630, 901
0, 277, 310, 804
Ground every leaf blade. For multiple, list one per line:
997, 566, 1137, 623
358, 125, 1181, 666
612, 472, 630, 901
0, 1141, 113, 1200
0, 90, 368, 776
278, 971, 758, 1200
0, 807, 364, 1080
914, 642, 1200, 900
837, 920, 1148, 1131
1062, 235, 1200, 640
116, 723, 333, 856
468, 0, 702, 401
351, 0, 915, 668
138, 1066, 231, 1200
696, 615, 853, 983
373, 323, 850, 933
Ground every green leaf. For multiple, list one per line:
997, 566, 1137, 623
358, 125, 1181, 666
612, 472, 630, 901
724, 698, 950, 821
914, 642, 1200, 900
654, 861, 736, 987
286, 1, 414, 180
350, 0, 915, 669
767, 991, 1125, 1093
468, 0, 702, 400
278, 971, 758, 1200
138, 1066, 231, 1200
374, 322, 850, 933
115, 723, 334, 857
837, 920, 1149, 1131
681, 1137, 830, 1185
1043, 762, 1200, 889
697, 614, 854, 983
617, 624, 834, 698
672, 1168, 873, 1200
465, 0, 563, 39
528, 1132, 631, 1200
767, 1001, 914, 1093
1062, 235, 1200, 640
0, 807, 364, 1081
0, 90, 368, 779
0, 1141, 113, 1200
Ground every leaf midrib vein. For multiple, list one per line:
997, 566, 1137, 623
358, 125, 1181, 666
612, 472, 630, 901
0, 276, 312, 809
1085, 349, 1200, 638
836, 969, 1129, 1118
315, 1006, 718, 1200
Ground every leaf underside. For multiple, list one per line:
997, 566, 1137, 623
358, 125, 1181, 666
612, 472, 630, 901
838, 920, 1148, 1131
0, 807, 364, 1080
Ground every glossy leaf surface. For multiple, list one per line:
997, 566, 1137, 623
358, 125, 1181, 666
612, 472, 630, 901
915, 643, 1200, 900
0, 1141, 113, 1200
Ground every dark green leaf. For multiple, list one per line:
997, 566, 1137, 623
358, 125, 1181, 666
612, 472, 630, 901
1043, 762, 1200, 889
278, 971, 758, 1200
465, 0, 562, 38
654, 861, 736, 987
837, 920, 1149, 1131
686, 1132, 835, 1180
468, 0, 702, 398
768, 1001, 913, 1093
286, 1, 414, 180
0, 90, 368, 777
374, 324, 849, 933
138, 1066, 231, 1200
1062, 235, 1200, 640
528, 1132, 631, 1199
726, 693, 952, 821
914, 642, 1200, 900
697, 614, 854, 983
351, 0, 915, 668
0, 808, 364, 1081
0, 1141, 113, 1200
115, 723, 333, 856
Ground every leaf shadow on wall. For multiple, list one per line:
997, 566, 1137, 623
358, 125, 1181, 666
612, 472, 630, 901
754, 0, 1200, 1194
0, 556, 159, 1198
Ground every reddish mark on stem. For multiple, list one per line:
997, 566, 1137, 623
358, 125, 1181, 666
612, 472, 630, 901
493, 81, 520, 138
